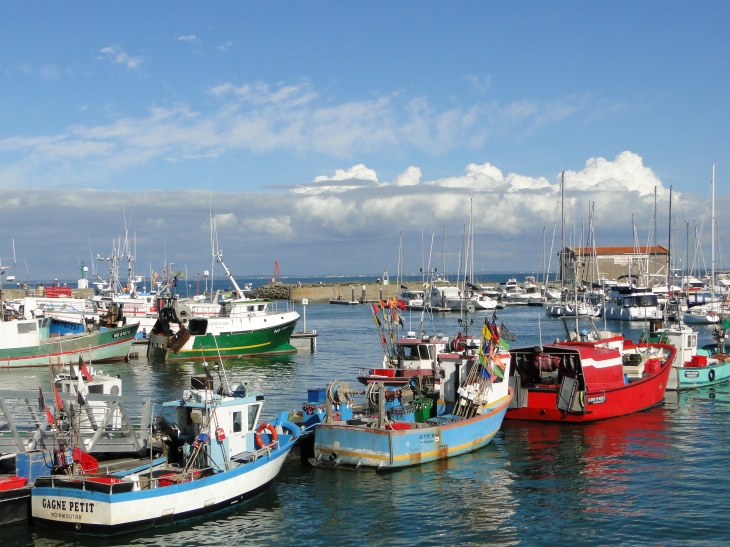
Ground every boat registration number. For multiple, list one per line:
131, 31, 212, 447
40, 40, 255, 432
113, 329, 133, 338
684, 371, 700, 378
419, 433, 439, 444
587, 395, 606, 405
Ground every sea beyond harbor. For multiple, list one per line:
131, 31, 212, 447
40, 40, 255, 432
2, 301, 729, 546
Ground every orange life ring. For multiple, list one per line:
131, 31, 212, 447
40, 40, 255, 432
255, 422, 278, 449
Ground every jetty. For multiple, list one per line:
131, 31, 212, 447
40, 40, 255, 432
250, 281, 402, 303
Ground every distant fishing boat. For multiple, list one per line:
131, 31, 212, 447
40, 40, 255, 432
31, 372, 300, 535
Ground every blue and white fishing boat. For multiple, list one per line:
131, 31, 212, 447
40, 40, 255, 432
645, 317, 730, 390
31, 368, 300, 535
310, 334, 513, 470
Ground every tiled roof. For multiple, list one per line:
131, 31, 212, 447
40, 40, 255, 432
567, 246, 668, 256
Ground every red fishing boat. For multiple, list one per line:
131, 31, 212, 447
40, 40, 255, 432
505, 329, 676, 422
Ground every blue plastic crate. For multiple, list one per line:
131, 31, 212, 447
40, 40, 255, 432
307, 388, 327, 403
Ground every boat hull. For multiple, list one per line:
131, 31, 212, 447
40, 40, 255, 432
669, 362, 730, 390
0, 324, 138, 368
312, 391, 512, 470
506, 361, 672, 422
151, 318, 298, 362
31, 444, 292, 535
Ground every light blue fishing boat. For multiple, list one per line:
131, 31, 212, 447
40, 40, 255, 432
309, 348, 513, 470
649, 318, 730, 390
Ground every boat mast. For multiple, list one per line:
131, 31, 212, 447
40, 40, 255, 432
667, 186, 672, 293
560, 170, 565, 288
710, 163, 715, 299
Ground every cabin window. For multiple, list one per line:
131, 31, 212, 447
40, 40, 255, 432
232, 411, 242, 433
89, 385, 104, 394
247, 306, 254, 312
247, 404, 260, 431
258, 305, 265, 311
419, 345, 430, 360
17, 322, 36, 334
688, 334, 697, 348
401, 346, 418, 360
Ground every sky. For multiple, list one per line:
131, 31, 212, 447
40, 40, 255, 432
1, 2, 729, 281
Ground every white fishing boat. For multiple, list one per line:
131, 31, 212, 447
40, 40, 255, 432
31, 372, 300, 535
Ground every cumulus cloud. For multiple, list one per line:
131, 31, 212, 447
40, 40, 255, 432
0, 152, 721, 278
393, 166, 421, 186
97, 47, 143, 69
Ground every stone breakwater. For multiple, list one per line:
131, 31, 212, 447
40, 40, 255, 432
248, 282, 405, 303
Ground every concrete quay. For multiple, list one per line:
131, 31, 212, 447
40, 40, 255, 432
250, 282, 406, 303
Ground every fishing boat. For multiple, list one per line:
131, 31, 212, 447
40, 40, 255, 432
646, 320, 730, 390
310, 314, 513, 470
505, 318, 676, 422
31, 369, 300, 535
0, 313, 138, 368
310, 358, 512, 470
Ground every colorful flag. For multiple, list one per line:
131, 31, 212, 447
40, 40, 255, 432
79, 357, 93, 382
482, 321, 492, 340
52, 383, 63, 410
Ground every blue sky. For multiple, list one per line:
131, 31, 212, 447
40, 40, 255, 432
0, 3, 728, 279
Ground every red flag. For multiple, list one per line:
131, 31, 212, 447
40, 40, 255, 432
371, 303, 379, 314
45, 406, 55, 425
380, 299, 388, 309
52, 384, 63, 410
397, 299, 407, 311
79, 359, 93, 382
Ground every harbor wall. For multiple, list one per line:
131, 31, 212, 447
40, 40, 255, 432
1, 288, 95, 299
252, 282, 407, 303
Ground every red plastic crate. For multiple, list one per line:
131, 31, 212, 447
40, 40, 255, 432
0, 476, 27, 491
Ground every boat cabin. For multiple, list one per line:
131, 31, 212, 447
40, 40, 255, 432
509, 344, 626, 412
161, 382, 264, 470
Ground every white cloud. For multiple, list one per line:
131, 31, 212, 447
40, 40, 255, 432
217, 41, 235, 52
240, 217, 293, 237
0, 80, 594, 181
0, 151, 721, 278
393, 166, 421, 186
177, 35, 199, 43
97, 47, 143, 69
314, 164, 378, 183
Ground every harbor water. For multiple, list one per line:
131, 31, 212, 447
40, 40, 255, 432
3, 303, 729, 546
